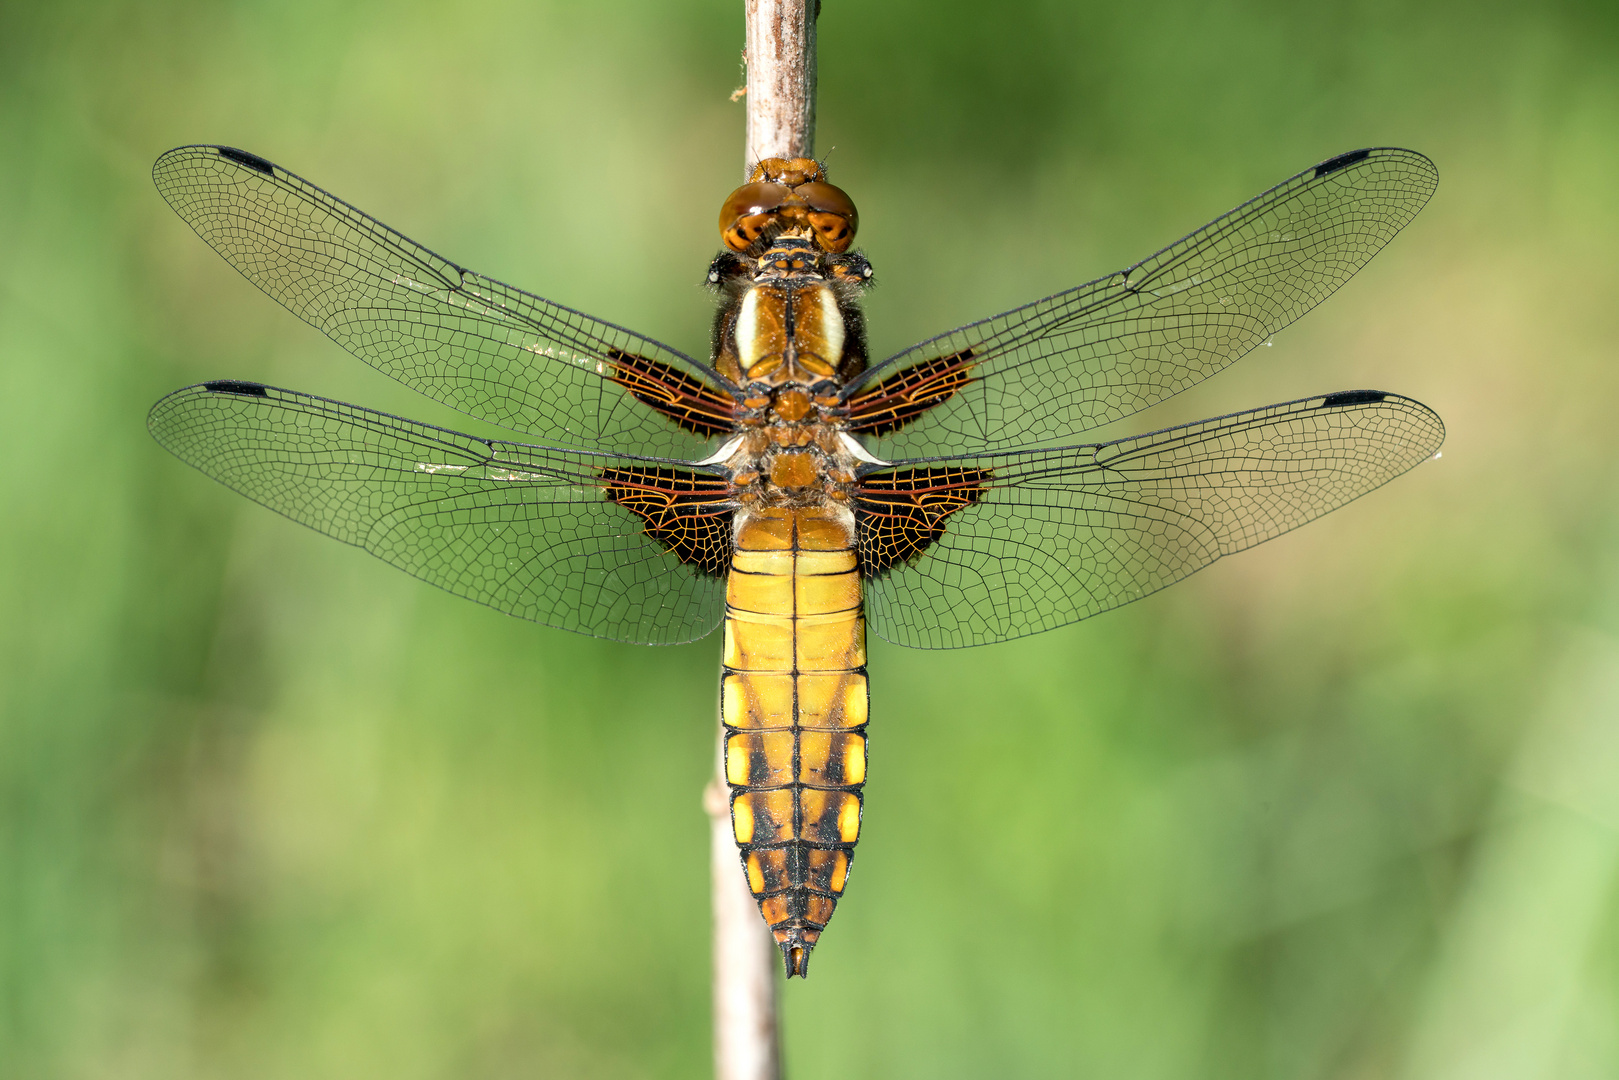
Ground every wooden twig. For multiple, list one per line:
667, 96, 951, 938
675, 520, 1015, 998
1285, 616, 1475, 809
705, 771, 781, 1080
706, 7, 819, 1077
743, 0, 818, 172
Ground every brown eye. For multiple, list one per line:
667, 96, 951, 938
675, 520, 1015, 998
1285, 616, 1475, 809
723, 212, 776, 253
795, 182, 856, 221
719, 182, 791, 235
795, 182, 858, 251
806, 213, 853, 252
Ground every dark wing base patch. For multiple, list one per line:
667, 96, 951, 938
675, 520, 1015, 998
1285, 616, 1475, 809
844, 350, 974, 436
856, 467, 990, 576
152, 145, 729, 459
607, 348, 740, 437
602, 467, 735, 576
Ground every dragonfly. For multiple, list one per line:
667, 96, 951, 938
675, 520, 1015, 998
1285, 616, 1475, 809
148, 143, 1444, 978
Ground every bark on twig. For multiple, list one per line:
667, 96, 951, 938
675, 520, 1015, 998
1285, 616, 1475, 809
706, 8, 819, 1078
706, 772, 781, 1080
743, 0, 818, 170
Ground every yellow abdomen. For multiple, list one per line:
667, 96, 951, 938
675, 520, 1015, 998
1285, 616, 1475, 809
722, 505, 867, 977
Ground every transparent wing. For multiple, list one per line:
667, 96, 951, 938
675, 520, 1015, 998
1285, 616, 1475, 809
849, 149, 1438, 457
147, 381, 728, 644
863, 390, 1444, 649
153, 145, 735, 458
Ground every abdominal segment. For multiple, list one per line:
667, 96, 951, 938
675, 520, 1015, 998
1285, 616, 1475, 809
721, 506, 867, 977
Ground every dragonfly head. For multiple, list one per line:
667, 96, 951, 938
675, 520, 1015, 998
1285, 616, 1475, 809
720, 157, 859, 255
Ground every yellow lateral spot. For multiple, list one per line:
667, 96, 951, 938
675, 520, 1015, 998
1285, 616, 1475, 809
732, 797, 755, 843
796, 612, 865, 671
830, 851, 849, 893
843, 734, 867, 785
795, 570, 860, 615
842, 675, 869, 726
725, 735, 751, 786
720, 675, 747, 729
746, 853, 765, 894
838, 795, 861, 842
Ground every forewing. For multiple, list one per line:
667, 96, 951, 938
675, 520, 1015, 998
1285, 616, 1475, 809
849, 149, 1438, 456
862, 390, 1444, 649
148, 382, 730, 644
153, 145, 736, 458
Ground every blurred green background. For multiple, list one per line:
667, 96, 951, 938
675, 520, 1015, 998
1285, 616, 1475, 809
3, 0, 1618, 1076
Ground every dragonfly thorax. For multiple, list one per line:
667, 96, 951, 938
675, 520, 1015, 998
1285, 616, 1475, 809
710, 242, 872, 389
735, 282, 844, 381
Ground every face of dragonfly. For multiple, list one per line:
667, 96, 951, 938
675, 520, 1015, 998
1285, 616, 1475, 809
147, 143, 1443, 975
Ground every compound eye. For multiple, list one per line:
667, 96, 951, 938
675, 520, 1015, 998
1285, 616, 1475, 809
795, 182, 856, 221
807, 212, 854, 252
719, 181, 792, 249
795, 182, 858, 251
724, 213, 775, 253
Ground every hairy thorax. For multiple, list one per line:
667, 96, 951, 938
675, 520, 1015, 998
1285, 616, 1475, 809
706, 203, 879, 518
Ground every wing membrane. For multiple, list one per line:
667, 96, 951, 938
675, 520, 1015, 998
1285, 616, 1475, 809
153, 145, 735, 458
147, 382, 728, 644
863, 390, 1444, 649
850, 148, 1438, 457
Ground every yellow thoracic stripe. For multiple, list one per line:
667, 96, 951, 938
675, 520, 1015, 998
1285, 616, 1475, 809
721, 505, 867, 973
